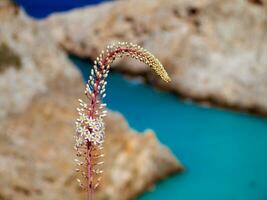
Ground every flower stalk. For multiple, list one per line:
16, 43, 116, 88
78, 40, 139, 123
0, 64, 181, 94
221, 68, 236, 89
75, 42, 171, 200
86, 142, 93, 200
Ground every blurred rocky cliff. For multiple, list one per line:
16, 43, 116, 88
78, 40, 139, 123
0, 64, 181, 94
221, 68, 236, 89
45, 0, 267, 115
0, 2, 183, 200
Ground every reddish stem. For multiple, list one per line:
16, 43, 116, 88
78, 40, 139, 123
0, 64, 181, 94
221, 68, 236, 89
86, 141, 93, 200
86, 47, 141, 200
89, 47, 141, 117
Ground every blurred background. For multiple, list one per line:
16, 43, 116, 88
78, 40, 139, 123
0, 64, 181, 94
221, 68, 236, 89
0, 0, 267, 199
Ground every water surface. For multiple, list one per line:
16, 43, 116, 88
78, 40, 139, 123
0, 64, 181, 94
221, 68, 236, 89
72, 56, 267, 200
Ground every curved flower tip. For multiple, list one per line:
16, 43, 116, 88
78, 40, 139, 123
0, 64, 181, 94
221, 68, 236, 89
74, 41, 170, 200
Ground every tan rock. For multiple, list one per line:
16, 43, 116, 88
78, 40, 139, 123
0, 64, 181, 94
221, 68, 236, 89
0, 6, 79, 119
45, 0, 267, 115
0, 0, 15, 8
0, 61, 183, 200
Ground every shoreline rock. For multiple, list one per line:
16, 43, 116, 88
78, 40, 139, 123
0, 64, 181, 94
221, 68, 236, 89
0, 75, 183, 200
44, 0, 267, 116
0, 5, 79, 120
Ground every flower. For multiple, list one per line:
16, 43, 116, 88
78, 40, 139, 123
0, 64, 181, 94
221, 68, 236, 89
87, 117, 105, 145
89, 117, 104, 133
75, 113, 105, 146
74, 42, 171, 198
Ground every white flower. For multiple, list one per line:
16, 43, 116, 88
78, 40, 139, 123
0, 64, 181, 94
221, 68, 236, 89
77, 113, 89, 124
89, 117, 104, 133
75, 136, 85, 148
88, 117, 105, 145
77, 125, 89, 137
75, 114, 105, 146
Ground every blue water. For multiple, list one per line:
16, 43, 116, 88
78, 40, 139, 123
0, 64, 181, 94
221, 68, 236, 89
15, 0, 110, 18
71, 56, 267, 200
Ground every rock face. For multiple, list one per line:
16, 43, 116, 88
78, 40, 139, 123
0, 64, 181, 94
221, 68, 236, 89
45, 0, 267, 115
98, 114, 181, 200
0, 5, 78, 119
0, 77, 182, 200
0, 5, 183, 200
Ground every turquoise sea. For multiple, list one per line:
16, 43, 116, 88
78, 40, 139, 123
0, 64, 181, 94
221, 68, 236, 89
71, 56, 267, 200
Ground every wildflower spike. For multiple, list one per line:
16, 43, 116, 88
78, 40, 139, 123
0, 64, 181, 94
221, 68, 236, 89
75, 42, 171, 200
